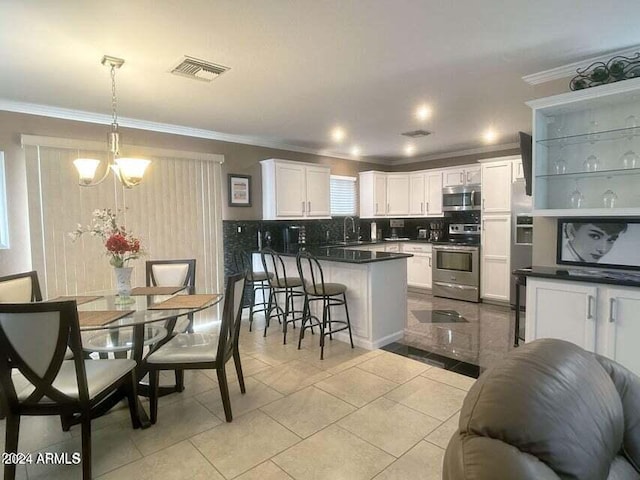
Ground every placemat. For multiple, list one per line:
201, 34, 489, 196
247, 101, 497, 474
48, 295, 103, 305
149, 294, 221, 310
131, 286, 184, 296
78, 310, 133, 327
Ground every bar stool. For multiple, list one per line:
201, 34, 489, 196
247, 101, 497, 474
261, 248, 305, 344
233, 250, 272, 332
296, 250, 354, 359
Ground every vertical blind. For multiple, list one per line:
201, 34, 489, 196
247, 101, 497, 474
330, 175, 358, 216
24, 144, 223, 299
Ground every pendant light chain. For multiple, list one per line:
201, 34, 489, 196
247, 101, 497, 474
111, 64, 118, 128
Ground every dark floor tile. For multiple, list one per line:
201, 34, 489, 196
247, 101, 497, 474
449, 361, 481, 379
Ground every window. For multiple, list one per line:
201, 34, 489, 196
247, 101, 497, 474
330, 175, 357, 216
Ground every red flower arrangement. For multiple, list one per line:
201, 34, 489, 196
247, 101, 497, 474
70, 209, 145, 267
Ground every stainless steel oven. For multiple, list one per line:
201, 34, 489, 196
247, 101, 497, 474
432, 244, 480, 302
442, 186, 481, 212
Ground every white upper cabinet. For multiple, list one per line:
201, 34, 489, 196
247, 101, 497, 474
409, 173, 426, 216
442, 164, 481, 187
305, 165, 331, 217
527, 77, 640, 216
409, 171, 444, 217
481, 159, 513, 213
261, 159, 330, 220
386, 174, 410, 216
359, 171, 387, 218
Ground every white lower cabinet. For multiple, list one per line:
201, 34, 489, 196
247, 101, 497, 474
404, 243, 432, 289
601, 287, 640, 376
526, 277, 640, 376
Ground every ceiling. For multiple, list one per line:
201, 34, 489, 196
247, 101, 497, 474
1, 1, 640, 163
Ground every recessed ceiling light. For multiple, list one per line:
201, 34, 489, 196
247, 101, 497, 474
331, 127, 346, 143
416, 104, 432, 121
483, 128, 498, 143
404, 144, 416, 156
350, 145, 361, 157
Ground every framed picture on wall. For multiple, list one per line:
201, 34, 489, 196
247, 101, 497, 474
556, 218, 640, 270
228, 174, 251, 207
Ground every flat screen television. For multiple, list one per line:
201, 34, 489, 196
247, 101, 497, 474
519, 131, 533, 196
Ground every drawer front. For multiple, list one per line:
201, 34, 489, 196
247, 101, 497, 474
402, 243, 432, 254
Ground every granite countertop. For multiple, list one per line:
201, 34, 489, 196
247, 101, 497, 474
514, 266, 640, 288
258, 244, 412, 264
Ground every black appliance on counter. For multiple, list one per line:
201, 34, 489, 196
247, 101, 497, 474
282, 226, 301, 249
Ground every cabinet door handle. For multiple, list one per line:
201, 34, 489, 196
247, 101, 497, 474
420, 202, 424, 214
426, 201, 429, 213
308, 201, 311, 212
609, 298, 616, 323
428, 257, 432, 267
459, 172, 464, 184
587, 295, 594, 319
301, 201, 305, 213
387, 203, 390, 213
467, 171, 471, 183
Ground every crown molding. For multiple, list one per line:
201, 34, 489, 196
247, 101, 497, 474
0, 99, 390, 165
390, 142, 520, 165
522, 46, 640, 85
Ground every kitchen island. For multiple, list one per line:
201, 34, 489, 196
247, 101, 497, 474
253, 245, 411, 349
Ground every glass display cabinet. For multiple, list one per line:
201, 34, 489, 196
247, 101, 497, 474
527, 77, 640, 216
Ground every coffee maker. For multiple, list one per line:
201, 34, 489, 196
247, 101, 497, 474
282, 226, 301, 249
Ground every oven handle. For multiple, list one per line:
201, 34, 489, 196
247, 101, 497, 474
433, 246, 479, 252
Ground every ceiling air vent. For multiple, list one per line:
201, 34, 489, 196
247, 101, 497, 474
171, 56, 229, 82
401, 129, 432, 138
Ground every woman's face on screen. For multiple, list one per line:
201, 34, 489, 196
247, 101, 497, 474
567, 224, 620, 262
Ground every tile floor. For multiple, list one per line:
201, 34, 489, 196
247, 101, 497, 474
0, 311, 474, 480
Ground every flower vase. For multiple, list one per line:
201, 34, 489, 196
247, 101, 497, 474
114, 266, 135, 305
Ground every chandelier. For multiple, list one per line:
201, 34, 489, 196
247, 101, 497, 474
73, 56, 150, 188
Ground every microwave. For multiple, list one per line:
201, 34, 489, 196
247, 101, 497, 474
442, 185, 481, 212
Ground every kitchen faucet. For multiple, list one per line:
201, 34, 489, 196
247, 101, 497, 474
343, 216, 356, 243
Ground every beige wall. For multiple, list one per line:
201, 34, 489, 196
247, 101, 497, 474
0, 110, 382, 274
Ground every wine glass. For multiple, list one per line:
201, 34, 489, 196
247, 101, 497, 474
602, 189, 618, 208
569, 189, 585, 208
553, 158, 567, 174
620, 150, 639, 169
583, 154, 600, 172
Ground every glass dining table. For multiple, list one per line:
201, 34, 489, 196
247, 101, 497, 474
58, 288, 223, 429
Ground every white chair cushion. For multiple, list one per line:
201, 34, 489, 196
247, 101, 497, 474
0, 277, 33, 303
146, 333, 218, 365
17, 359, 135, 402
152, 264, 189, 287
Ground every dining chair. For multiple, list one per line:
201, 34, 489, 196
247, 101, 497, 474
146, 259, 197, 334
146, 272, 246, 423
0, 271, 43, 302
0, 301, 141, 480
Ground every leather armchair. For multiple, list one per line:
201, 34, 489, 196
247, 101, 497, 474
444, 339, 640, 480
